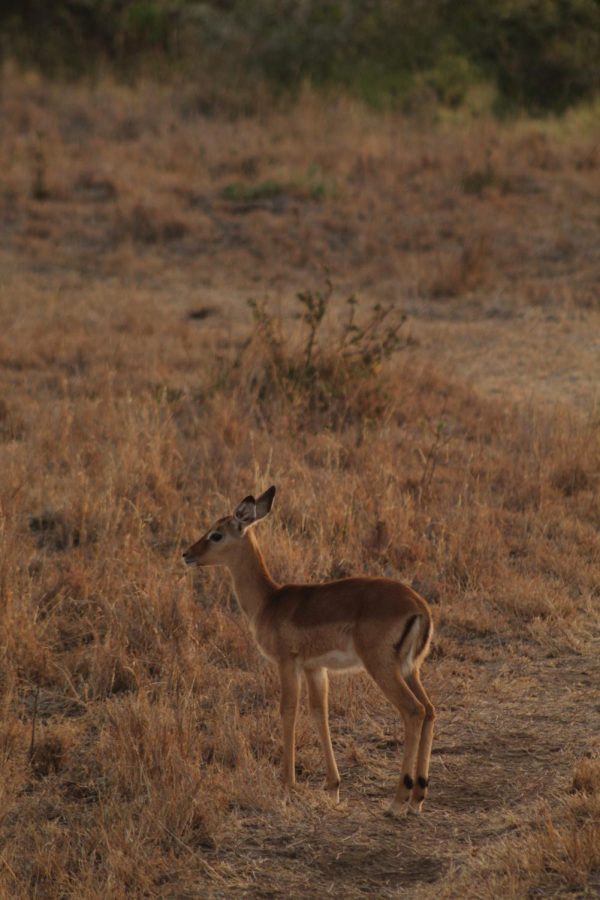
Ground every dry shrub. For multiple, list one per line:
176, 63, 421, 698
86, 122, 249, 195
114, 202, 189, 245
572, 756, 600, 796
234, 286, 409, 431
425, 235, 490, 299
29, 730, 70, 778
551, 462, 595, 497
0, 398, 25, 442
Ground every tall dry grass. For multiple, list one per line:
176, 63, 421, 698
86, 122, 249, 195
1, 67, 599, 312
0, 70, 599, 897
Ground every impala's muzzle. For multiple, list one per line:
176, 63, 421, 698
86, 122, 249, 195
182, 548, 199, 567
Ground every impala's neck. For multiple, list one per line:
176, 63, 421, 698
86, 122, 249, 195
227, 530, 278, 622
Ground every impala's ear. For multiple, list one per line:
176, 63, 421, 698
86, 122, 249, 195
234, 495, 257, 525
234, 486, 276, 527
255, 485, 276, 520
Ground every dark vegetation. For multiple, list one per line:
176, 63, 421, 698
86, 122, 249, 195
3, 0, 600, 113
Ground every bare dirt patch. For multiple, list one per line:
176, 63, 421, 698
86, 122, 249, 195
419, 314, 600, 415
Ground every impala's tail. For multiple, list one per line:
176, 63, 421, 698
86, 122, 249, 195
394, 614, 432, 677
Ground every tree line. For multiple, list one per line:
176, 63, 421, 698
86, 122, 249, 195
2, 0, 599, 113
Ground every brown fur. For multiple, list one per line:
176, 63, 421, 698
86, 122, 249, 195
183, 487, 436, 816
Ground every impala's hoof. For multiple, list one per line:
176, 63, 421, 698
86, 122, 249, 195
324, 783, 341, 805
384, 801, 409, 819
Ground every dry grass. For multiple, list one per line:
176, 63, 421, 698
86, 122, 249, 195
1, 68, 599, 898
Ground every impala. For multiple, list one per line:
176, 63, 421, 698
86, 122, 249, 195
183, 486, 435, 816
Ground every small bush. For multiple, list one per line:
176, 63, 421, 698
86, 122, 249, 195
231, 283, 409, 429
552, 463, 594, 497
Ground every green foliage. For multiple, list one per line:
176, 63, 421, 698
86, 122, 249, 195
221, 181, 286, 203
2, 0, 599, 112
446, 0, 600, 113
221, 172, 335, 205
0, 0, 175, 77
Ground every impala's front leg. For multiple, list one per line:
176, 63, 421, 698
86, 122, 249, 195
304, 667, 341, 799
279, 660, 300, 789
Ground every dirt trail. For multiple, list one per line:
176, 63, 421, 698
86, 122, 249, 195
418, 311, 600, 416
201, 645, 600, 897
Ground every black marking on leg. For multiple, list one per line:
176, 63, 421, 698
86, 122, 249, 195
417, 776, 429, 789
403, 774, 414, 790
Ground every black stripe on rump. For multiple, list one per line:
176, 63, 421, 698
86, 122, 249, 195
393, 615, 418, 656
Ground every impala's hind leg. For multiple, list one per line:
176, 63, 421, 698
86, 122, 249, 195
304, 667, 341, 800
406, 671, 435, 812
359, 657, 425, 817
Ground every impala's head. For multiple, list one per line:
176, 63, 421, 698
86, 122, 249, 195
182, 486, 276, 568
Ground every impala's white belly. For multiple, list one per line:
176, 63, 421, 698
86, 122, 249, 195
304, 642, 363, 672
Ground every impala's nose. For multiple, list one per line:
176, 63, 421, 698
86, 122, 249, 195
182, 549, 195, 567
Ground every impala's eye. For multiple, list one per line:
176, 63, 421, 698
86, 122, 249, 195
209, 532, 223, 542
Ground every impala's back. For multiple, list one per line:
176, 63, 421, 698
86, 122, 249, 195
253, 576, 432, 678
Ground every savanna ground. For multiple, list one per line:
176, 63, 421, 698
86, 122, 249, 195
1, 68, 599, 898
